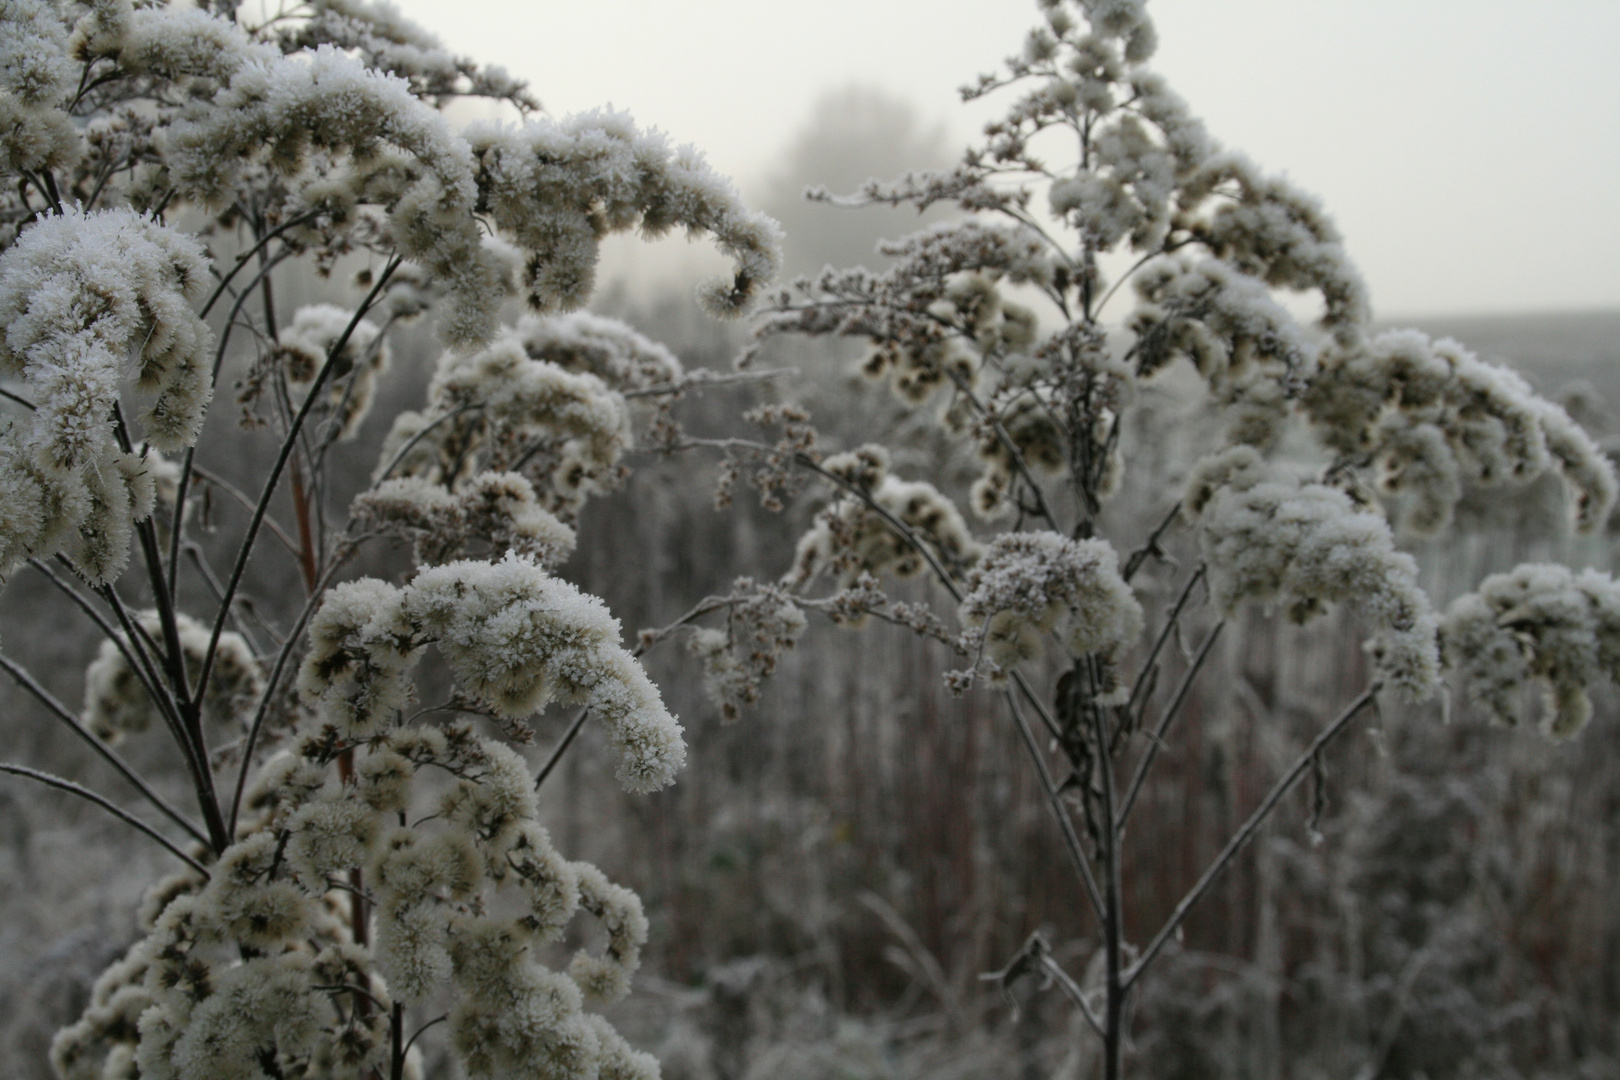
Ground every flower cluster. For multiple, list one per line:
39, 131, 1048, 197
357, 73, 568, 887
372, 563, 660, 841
82, 611, 261, 743
685, 580, 809, 721
956, 531, 1142, 693
377, 332, 631, 520
513, 310, 684, 393
1304, 329, 1616, 536
357, 472, 576, 568
0, 0, 78, 177
160, 35, 503, 346
1129, 256, 1307, 449
467, 110, 781, 317
0, 207, 212, 581
1186, 447, 1440, 700
1442, 565, 1620, 739
64, 3, 777, 347
280, 0, 540, 113
8, 2, 774, 1077
298, 552, 686, 793
53, 721, 659, 1080
788, 445, 982, 587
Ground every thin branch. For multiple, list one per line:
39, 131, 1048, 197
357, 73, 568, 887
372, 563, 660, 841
1092, 237, 1194, 319
89, 575, 195, 757
0, 652, 207, 845
0, 763, 209, 876
196, 255, 401, 715
199, 211, 322, 319
183, 543, 266, 658
1036, 948, 1107, 1040
941, 366, 1061, 531
620, 367, 794, 399
28, 557, 179, 731
402, 1015, 448, 1060
371, 403, 483, 486
1118, 618, 1224, 833
227, 539, 362, 836
189, 465, 303, 562
1126, 564, 1206, 711
1086, 658, 1126, 1060
1124, 684, 1381, 989
0, 386, 36, 411
1003, 689, 1106, 925
533, 707, 591, 791
166, 241, 296, 601
1122, 502, 1182, 583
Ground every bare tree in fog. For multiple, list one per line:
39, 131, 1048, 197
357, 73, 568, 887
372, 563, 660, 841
759, 86, 956, 279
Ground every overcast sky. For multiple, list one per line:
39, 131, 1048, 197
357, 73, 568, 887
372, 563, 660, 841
402, 0, 1620, 319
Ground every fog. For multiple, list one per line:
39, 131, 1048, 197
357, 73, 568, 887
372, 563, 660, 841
404, 0, 1620, 318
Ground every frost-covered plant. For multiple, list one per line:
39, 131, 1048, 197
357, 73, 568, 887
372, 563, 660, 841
0, 1, 778, 1076
1442, 564, 1620, 739
664, 1, 1616, 1076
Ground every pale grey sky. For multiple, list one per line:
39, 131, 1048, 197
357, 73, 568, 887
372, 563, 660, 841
405, 0, 1620, 319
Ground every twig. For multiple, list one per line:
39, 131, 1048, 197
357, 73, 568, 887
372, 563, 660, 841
1122, 502, 1182, 582
189, 465, 303, 563
371, 403, 483, 485
1003, 690, 1106, 925
1038, 950, 1107, 1040
199, 211, 322, 319
227, 540, 362, 836
28, 557, 184, 740
1125, 564, 1207, 711
1124, 684, 1381, 989
533, 706, 591, 791
196, 256, 400, 716
620, 367, 795, 399
0, 762, 209, 876
1117, 619, 1225, 832
0, 652, 207, 845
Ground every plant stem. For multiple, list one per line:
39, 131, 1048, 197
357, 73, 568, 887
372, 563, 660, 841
0, 762, 209, 876
1124, 684, 1380, 990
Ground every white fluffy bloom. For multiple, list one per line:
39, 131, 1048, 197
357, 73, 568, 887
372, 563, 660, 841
0, 208, 212, 580
1129, 256, 1307, 449
468, 109, 781, 316
1305, 329, 1617, 535
169, 956, 320, 1080
569, 861, 648, 1004
83, 610, 261, 742
1188, 447, 1440, 700
958, 531, 1143, 693
1181, 151, 1369, 340
283, 793, 381, 890
358, 472, 576, 568
381, 333, 632, 520
298, 577, 421, 739
0, 0, 79, 176
405, 555, 686, 792
512, 310, 682, 392
297, 554, 684, 791
1442, 564, 1620, 739
790, 447, 982, 588
282, 0, 539, 111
